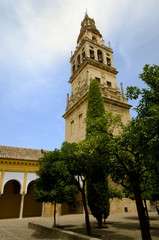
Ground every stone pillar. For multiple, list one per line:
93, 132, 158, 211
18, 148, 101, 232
121, 82, 126, 99
103, 52, 106, 65
94, 47, 98, 61
0, 170, 5, 193
42, 202, 45, 216
85, 43, 89, 58
66, 93, 69, 109
19, 194, 25, 218
23, 171, 27, 193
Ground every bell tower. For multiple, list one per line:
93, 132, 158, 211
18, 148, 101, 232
63, 14, 131, 143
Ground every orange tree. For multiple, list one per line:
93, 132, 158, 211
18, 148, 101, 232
109, 64, 159, 240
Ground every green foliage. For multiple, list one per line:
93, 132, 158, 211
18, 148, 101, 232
87, 171, 110, 225
85, 79, 110, 227
109, 185, 123, 200
126, 86, 141, 100
109, 64, 159, 240
86, 79, 106, 138
34, 149, 78, 205
125, 64, 159, 199
123, 170, 159, 202
61, 141, 92, 236
61, 141, 91, 188
127, 64, 159, 117
86, 79, 105, 118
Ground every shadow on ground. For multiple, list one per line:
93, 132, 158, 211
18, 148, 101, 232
125, 215, 158, 221
63, 223, 135, 240
31, 232, 57, 239
61, 218, 159, 240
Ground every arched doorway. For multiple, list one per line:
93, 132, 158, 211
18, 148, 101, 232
23, 180, 42, 217
0, 180, 21, 218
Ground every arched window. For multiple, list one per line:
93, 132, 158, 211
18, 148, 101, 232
95, 77, 100, 84
77, 54, 81, 67
97, 50, 103, 62
82, 51, 85, 61
90, 50, 95, 59
92, 36, 97, 42
106, 57, 111, 66
72, 63, 75, 73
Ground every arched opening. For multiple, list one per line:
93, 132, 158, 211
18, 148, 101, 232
97, 50, 103, 62
92, 36, 97, 42
90, 49, 95, 59
82, 51, 85, 61
106, 57, 111, 66
72, 62, 75, 74
0, 180, 21, 218
23, 180, 42, 217
77, 54, 81, 67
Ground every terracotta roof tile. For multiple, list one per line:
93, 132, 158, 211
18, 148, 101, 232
0, 145, 46, 161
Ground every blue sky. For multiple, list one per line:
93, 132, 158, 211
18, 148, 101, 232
0, 0, 159, 151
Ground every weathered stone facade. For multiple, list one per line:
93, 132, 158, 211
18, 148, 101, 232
63, 13, 138, 214
63, 13, 131, 143
0, 14, 141, 218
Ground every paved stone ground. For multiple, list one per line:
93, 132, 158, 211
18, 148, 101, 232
31, 212, 159, 240
0, 212, 158, 240
0, 218, 59, 240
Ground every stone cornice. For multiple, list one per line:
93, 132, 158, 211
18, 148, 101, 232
0, 158, 39, 172
63, 92, 131, 119
103, 97, 132, 110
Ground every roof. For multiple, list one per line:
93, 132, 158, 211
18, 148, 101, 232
0, 145, 46, 161
77, 13, 102, 44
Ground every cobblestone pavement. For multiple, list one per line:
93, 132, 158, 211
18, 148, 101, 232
0, 212, 158, 240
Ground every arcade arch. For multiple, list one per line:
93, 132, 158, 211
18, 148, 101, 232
23, 180, 42, 217
0, 180, 21, 218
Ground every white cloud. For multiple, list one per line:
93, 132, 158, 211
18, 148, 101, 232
1, 0, 159, 68
0, 0, 159, 149
0, 0, 159, 110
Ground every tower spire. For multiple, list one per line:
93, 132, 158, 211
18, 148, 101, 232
77, 14, 102, 44
85, 9, 88, 16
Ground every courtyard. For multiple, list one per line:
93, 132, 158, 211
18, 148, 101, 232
0, 212, 158, 240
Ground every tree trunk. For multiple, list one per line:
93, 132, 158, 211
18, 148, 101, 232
103, 216, 106, 224
53, 201, 56, 227
143, 198, 150, 226
98, 218, 103, 228
81, 188, 91, 236
132, 180, 151, 240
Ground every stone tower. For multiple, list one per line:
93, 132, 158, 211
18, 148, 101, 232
63, 14, 131, 143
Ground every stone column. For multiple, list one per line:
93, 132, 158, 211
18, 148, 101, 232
121, 82, 126, 99
103, 52, 106, 65
23, 171, 27, 193
85, 43, 89, 58
94, 47, 98, 61
0, 170, 5, 193
19, 193, 25, 218
42, 202, 45, 216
